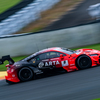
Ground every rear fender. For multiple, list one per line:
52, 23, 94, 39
18, 64, 42, 75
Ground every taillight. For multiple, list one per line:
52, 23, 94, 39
6, 64, 11, 70
5, 64, 10, 67
7, 67, 11, 70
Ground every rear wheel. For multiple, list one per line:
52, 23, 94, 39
76, 55, 92, 69
18, 67, 33, 82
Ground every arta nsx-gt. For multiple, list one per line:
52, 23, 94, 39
0, 47, 100, 83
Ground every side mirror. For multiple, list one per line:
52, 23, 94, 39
60, 54, 64, 60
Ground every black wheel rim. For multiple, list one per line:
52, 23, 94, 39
20, 69, 31, 80
79, 57, 89, 67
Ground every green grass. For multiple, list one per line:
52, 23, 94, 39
72, 43, 100, 51
0, 0, 21, 14
93, 98, 100, 100
0, 43, 100, 71
32, 26, 44, 32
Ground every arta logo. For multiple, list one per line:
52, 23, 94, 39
45, 61, 60, 66
38, 61, 60, 68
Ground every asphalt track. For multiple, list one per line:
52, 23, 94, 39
44, 0, 100, 31
0, 66, 100, 100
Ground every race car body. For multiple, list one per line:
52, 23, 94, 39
0, 47, 100, 83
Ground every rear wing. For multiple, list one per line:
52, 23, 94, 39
0, 55, 14, 65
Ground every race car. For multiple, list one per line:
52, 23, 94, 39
0, 47, 100, 84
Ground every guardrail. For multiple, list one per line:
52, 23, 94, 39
0, 0, 61, 36
0, 21, 100, 57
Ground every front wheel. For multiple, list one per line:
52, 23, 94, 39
18, 67, 33, 82
76, 55, 92, 69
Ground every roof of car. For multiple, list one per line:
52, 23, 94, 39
36, 47, 62, 54
23, 47, 74, 61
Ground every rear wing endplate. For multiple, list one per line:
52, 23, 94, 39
0, 55, 14, 65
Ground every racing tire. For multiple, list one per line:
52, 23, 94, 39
18, 67, 33, 82
76, 55, 92, 69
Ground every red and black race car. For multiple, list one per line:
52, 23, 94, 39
0, 47, 100, 84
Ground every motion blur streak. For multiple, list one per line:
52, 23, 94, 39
0, 66, 100, 100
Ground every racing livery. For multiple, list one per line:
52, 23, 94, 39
0, 47, 100, 83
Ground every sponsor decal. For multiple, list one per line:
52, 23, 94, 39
45, 62, 49, 66
38, 60, 60, 67
45, 60, 60, 66
33, 61, 35, 63
38, 62, 44, 68
12, 74, 15, 77
61, 60, 69, 67
56, 60, 60, 65
15, 64, 20, 67
50, 58, 59, 60
11, 69, 14, 72
70, 64, 75, 66
93, 50, 98, 53
42, 59, 49, 61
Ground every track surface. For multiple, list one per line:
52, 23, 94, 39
0, 66, 100, 100
44, 0, 100, 31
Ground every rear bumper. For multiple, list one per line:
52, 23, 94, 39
5, 71, 20, 83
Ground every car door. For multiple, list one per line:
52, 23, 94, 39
28, 52, 50, 69
49, 51, 66, 68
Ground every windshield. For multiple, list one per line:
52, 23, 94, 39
54, 48, 75, 55
61, 48, 75, 54
22, 54, 34, 61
